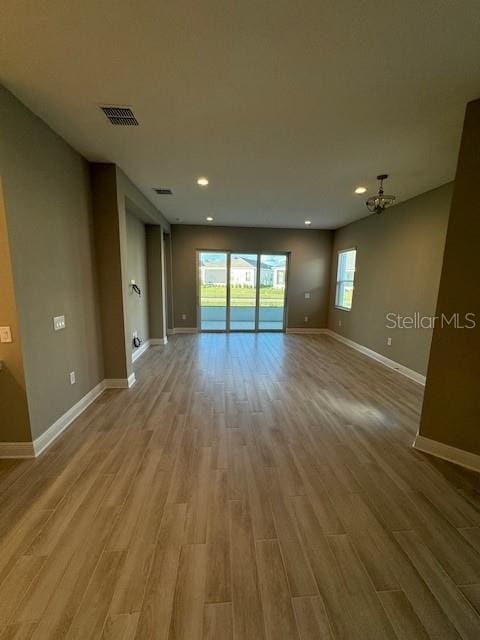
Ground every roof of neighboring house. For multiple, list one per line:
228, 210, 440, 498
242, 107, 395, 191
202, 256, 272, 270
231, 256, 258, 268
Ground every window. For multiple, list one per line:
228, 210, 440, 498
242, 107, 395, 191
335, 249, 356, 310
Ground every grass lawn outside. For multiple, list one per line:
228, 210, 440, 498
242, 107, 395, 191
200, 285, 285, 307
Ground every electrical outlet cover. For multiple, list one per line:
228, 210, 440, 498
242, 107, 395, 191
0, 326, 12, 343
53, 315, 66, 331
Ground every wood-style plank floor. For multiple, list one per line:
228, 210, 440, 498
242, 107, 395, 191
1, 333, 480, 639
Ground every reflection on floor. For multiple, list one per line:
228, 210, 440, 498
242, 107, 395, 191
1, 333, 479, 639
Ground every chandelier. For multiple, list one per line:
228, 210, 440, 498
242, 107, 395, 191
366, 174, 396, 213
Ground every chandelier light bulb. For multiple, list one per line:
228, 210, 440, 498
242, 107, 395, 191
366, 174, 396, 213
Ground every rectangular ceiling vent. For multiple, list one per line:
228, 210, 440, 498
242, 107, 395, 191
100, 105, 139, 126
154, 188, 173, 195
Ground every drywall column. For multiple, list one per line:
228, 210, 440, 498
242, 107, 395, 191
146, 225, 168, 344
416, 98, 480, 463
164, 233, 174, 333
90, 164, 129, 382
0, 179, 32, 443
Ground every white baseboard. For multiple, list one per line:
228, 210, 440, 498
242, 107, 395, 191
286, 328, 328, 334
131, 337, 168, 363
171, 327, 198, 334
104, 374, 136, 389
413, 435, 480, 474
132, 339, 150, 363
1, 372, 140, 459
0, 441, 35, 458
324, 329, 426, 386
32, 380, 107, 457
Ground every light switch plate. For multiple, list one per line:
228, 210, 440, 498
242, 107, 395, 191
53, 315, 66, 331
304, 292, 311, 299
0, 326, 12, 343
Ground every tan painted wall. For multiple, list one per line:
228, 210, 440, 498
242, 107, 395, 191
0, 179, 32, 442
126, 212, 149, 352
419, 100, 480, 455
164, 234, 174, 332
0, 86, 104, 441
91, 164, 170, 379
90, 164, 127, 381
328, 184, 452, 375
146, 226, 166, 340
171, 225, 332, 329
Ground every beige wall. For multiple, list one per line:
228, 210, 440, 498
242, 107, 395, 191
0, 86, 104, 441
146, 226, 167, 340
0, 179, 32, 442
419, 100, 480, 455
164, 234, 174, 332
90, 164, 127, 381
91, 164, 169, 380
126, 212, 149, 352
171, 225, 332, 329
328, 184, 452, 375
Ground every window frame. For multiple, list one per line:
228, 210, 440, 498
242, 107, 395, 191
335, 247, 357, 311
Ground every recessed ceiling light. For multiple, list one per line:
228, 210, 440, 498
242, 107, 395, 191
197, 177, 209, 187
305, 220, 312, 226
355, 186, 367, 195
206, 216, 214, 222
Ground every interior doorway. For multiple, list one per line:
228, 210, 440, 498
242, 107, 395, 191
198, 251, 288, 332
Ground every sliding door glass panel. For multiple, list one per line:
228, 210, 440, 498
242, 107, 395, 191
199, 251, 227, 330
229, 253, 257, 330
258, 254, 287, 330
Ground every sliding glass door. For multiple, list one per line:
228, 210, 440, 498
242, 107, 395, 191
258, 254, 287, 330
198, 251, 288, 332
199, 251, 228, 330
229, 253, 257, 330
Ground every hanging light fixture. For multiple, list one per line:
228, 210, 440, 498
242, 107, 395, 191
366, 174, 396, 213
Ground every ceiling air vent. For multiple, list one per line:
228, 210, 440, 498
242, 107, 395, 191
154, 188, 173, 195
100, 105, 139, 126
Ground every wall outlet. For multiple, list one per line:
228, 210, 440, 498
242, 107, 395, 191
338, 319, 342, 327
181, 314, 187, 320
130, 279, 136, 285
304, 316, 308, 323
70, 371, 76, 385
304, 292, 311, 299
53, 315, 66, 331
0, 326, 12, 343
133, 330, 138, 338
387, 337, 392, 346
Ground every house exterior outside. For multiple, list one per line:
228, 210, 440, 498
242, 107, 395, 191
272, 266, 286, 288
200, 256, 281, 287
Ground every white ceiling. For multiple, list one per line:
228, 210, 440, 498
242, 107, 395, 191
1, 1, 480, 229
